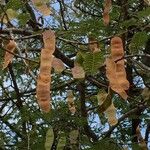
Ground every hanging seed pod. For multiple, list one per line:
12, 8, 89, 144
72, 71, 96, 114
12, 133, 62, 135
52, 57, 65, 73
136, 127, 148, 150
105, 102, 118, 126
3, 40, 16, 69
106, 57, 128, 100
71, 62, 85, 79
69, 130, 79, 144
115, 60, 129, 90
111, 37, 124, 61
32, 0, 52, 16
88, 37, 100, 53
111, 37, 129, 91
103, 0, 112, 26
67, 90, 76, 114
36, 30, 55, 113
106, 36, 129, 100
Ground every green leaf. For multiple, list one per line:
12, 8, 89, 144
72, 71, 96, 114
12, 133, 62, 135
57, 132, 66, 150
86, 138, 122, 150
83, 51, 104, 74
137, 7, 150, 18
17, 13, 31, 26
6, 0, 22, 10
45, 128, 54, 150
75, 51, 85, 65
121, 18, 137, 28
129, 31, 148, 54
98, 90, 113, 113
0, 132, 5, 149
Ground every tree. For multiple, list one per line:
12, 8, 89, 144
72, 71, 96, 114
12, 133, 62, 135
0, 0, 150, 149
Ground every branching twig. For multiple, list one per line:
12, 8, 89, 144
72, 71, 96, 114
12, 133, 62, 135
103, 104, 146, 138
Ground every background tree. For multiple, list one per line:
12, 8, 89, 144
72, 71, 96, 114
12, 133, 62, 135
0, 0, 150, 149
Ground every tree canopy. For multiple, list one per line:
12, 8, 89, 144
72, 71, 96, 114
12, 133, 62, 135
0, 0, 150, 149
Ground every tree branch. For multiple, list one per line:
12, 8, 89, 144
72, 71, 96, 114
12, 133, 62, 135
77, 81, 99, 142
103, 104, 146, 138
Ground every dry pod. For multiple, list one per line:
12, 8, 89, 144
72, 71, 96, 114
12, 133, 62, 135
88, 37, 100, 53
52, 57, 65, 73
71, 63, 85, 79
142, 87, 150, 101
42, 30, 56, 51
97, 90, 108, 105
111, 37, 124, 61
144, 0, 150, 5
105, 102, 118, 126
3, 40, 16, 69
136, 126, 148, 150
106, 57, 128, 100
106, 36, 129, 100
69, 130, 79, 144
32, 0, 52, 16
111, 37, 129, 91
67, 90, 76, 114
115, 60, 129, 90
36, 30, 55, 113
103, 0, 112, 26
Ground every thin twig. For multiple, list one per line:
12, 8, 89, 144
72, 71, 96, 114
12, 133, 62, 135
103, 104, 147, 138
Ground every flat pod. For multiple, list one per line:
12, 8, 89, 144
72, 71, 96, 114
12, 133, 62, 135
42, 30, 56, 51
36, 29, 55, 113
116, 60, 129, 90
71, 63, 85, 79
111, 37, 124, 60
103, 0, 112, 26
3, 40, 17, 69
67, 90, 76, 114
88, 37, 100, 53
38, 74, 51, 82
40, 49, 53, 63
38, 100, 51, 113
32, 0, 52, 16
52, 57, 65, 73
105, 102, 118, 126
106, 57, 128, 100
39, 65, 51, 75
36, 81, 50, 101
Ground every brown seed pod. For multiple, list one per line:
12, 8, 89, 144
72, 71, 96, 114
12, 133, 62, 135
3, 40, 16, 69
105, 102, 118, 126
71, 63, 85, 79
136, 126, 148, 150
88, 37, 100, 53
52, 57, 65, 73
106, 36, 129, 100
116, 60, 129, 90
111, 37, 124, 61
36, 29, 55, 113
32, 0, 52, 16
67, 90, 76, 114
106, 57, 128, 100
42, 30, 55, 51
103, 0, 112, 26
